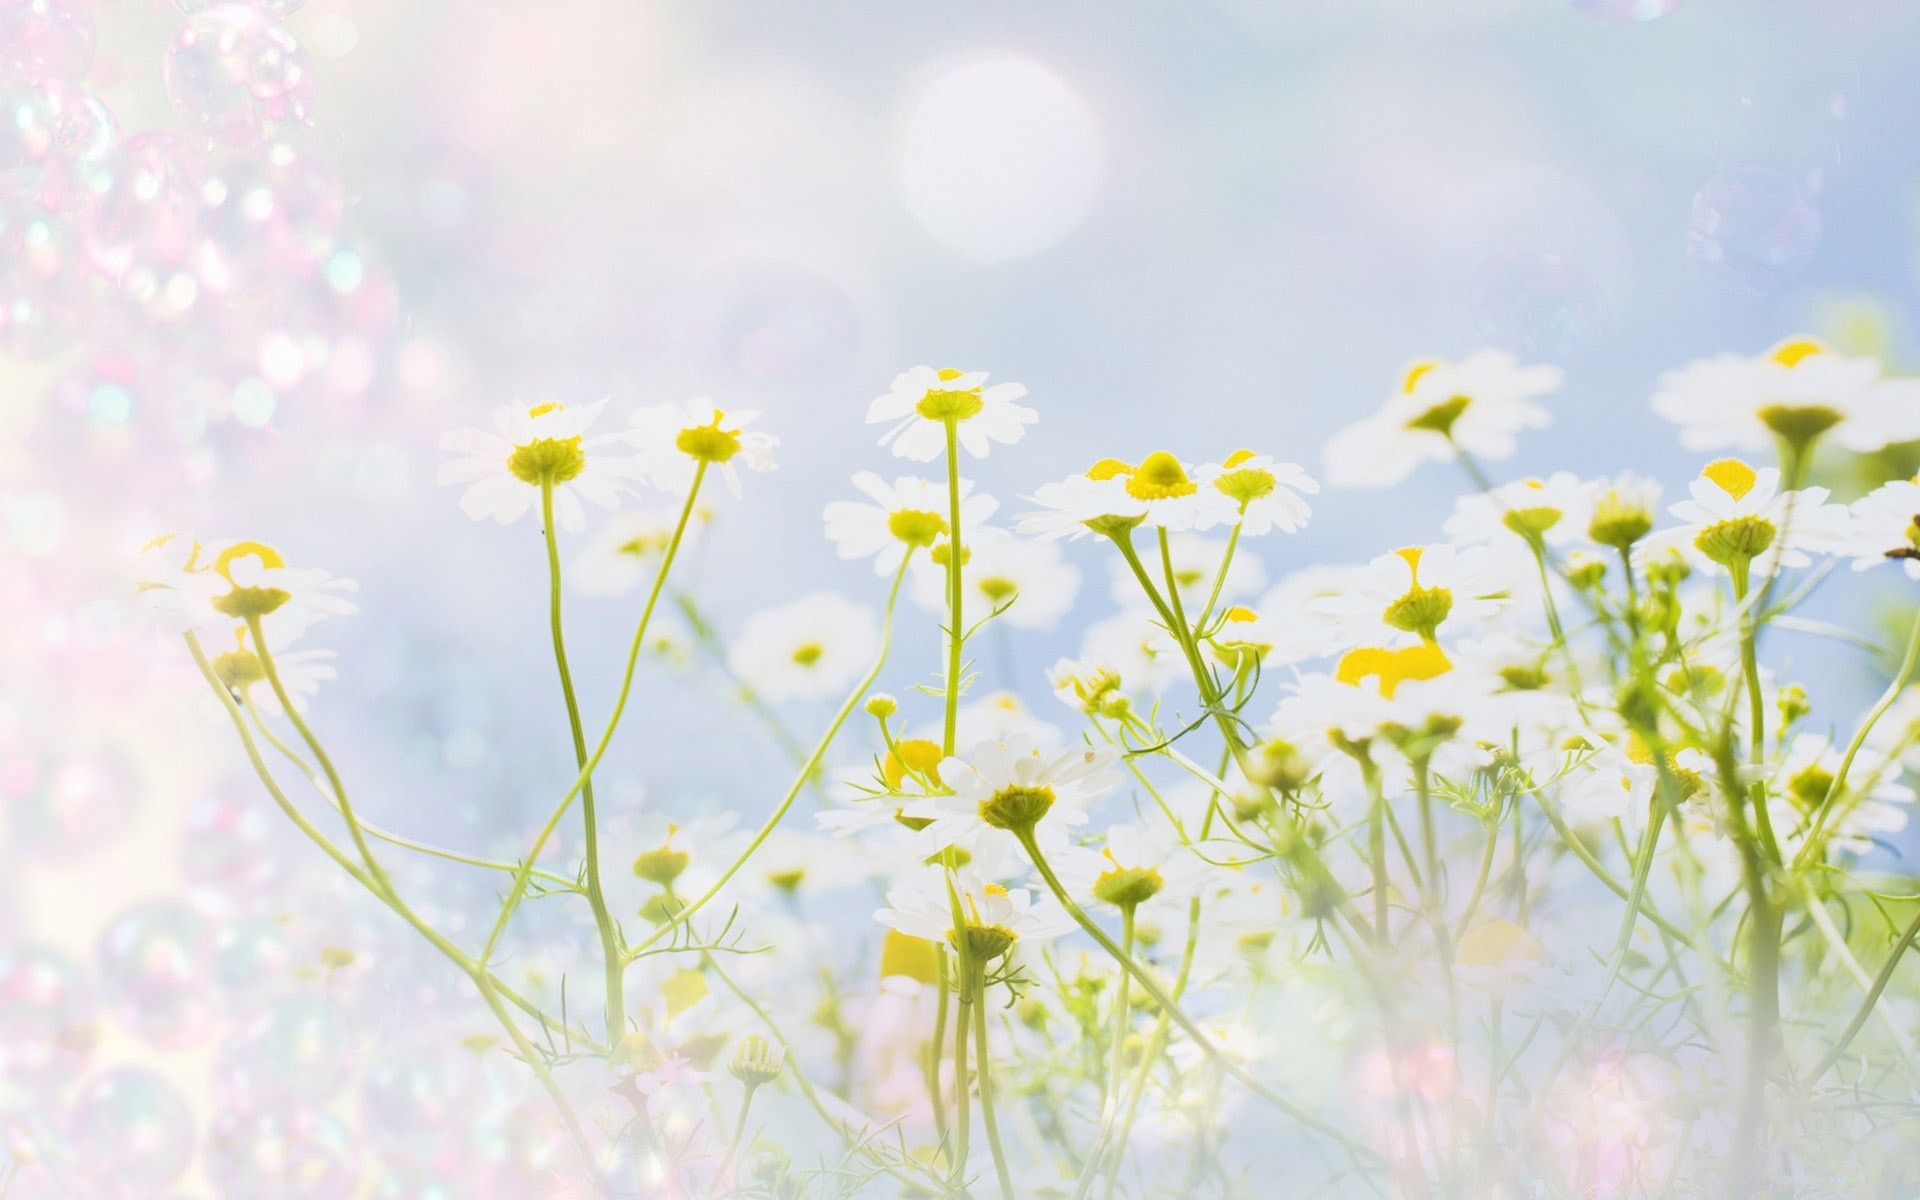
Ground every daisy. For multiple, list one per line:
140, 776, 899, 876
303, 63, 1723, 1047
570, 506, 706, 596
876, 864, 1074, 964
1774, 733, 1912, 857
1444, 473, 1594, 547
825, 471, 996, 576
1054, 822, 1210, 911
1080, 609, 1186, 696
1270, 644, 1509, 777
867, 366, 1035, 461
1842, 477, 1920, 578
726, 593, 879, 702
1017, 454, 1242, 541
202, 625, 336, 719
437, 399, 646, 533
1644, 458, 1850, 577
1585, 473, 1662, 551
910, 527, 1081, 630
1309, 543, 1515, 647
1047, 658, 1127, 716
1106, 531, 1265, 612
1323, 351, 1562, 488
141, 535, 358, 639
628, 399, 777, 497
1249, 565, 1354, 664
1195, 451, 1318, 535
906, 733, 1122, 847
1651, 337, 1920, 454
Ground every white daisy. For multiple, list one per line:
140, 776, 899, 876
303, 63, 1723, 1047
955, 691, 1065, 748
1323, 351, 1562, 488
140, 536, 358, 640
1651, 337, 1920, 454
437, 399, 646, 533
1645, 458, 1850, 578
1444, 473, 1594, 548
1842, 477, 1920, 579
201, 624, 336, 719
1774, 733, 1911, 858
628, 399, 777, 497
905, 733, 1123, 849
1309, 543, 1515, 647
908, 527, 1080, 631
726, 592, 879, 702
824, 471, 996, 576
1017, 454, 1241, 541
1195, 451, 1318, 535
1054, 822, 1211, 911
875, 865, 1074, 960
570, 506, 706, 596
867, 366, 1035, 461
1080, 609, 1186, 696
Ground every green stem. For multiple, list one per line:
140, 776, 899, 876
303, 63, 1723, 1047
1802, 907, 1920, 1086
1729, 559, 1783, 865
1792, 605, 1920, 869
973, 965, 1016, 1199
943, 417, 966, 756
931, 949, 951, 1144
540, 480, 626, 1040
953, 971, 974, 1191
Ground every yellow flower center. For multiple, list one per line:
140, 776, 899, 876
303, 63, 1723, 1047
915, 369, 985, 422
1085, 458, 1134, 481
1401, 360, 1440, 392
1767, 336, 1826, 367
210, 541, 292, 618
215, 540, 285, 582
978, 575, 1018, 604
791, 642, 824, 667
1702, 458, 1757, 501
882, 738, 945, 789
1335, 643, 1453, 699
527, 400, 564, 418
508, 436, 587, 484
886, 508, 947, 546
1124, 451, 1197, 501
674, 416, 742, 463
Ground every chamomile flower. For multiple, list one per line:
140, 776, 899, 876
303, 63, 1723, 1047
201, 625, 336, 719
1017, 454, 1241, 540
628, 399, 777, 497
1054, 823, 1209, 911
1773, 733, 1911, 857
1106, 531, 1265, 612
1080, 609, 1185, 696
570, 506, 706, 596
1310, 544, 1514, 647
1048, 658, 1128, 717
726, 593, 878, 702
1651, 337, 1920, 454
1647, 458, 1850, 577
141, 536, 358, 639
1585, 473, 1663, 551
437, 399, 646, 532
1323, 351, 1562, 488
1271, 643, 1507, 776
1444, 473, 1594, 547
910, 527, 1081, 630
1842, 477, 1920, 578
824, 472, 997, 576
867, 366, 1035, 461
1195, 451, 1318, 535
875, 865, 1073, 963
906, 733, 1122, 848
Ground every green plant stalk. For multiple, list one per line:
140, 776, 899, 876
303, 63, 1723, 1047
973, 962, 1017, 1199
190, 633, 607, 1189
943, 417, 966, 756
1792, 605, 1920, 869
540, 480, 626, 1040
931, 948, 951, 1146
480, 461, 706, 970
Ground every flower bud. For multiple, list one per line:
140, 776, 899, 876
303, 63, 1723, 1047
729, 1035, 784, 1088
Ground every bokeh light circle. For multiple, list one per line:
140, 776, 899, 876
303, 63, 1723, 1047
1687, 161, 1821, 299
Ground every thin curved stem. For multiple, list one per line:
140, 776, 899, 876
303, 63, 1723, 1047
943, 418, 966, 755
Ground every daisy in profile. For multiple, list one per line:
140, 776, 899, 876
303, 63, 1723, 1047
628, 399, 777, 496
823, 471, 996, 576
1444, 473, 1594, 548
726, 593, 879, 702
1842, 476, 1920, 578
905, 733, 1122, 848
908, 527, 1080, 629
1309, 543, 1515, 647
1773, 733, 1911, 858
437, 399, 646, 533
1196, 451, 1318, 535
570, 506, 707, 596
201, 625, 337, 718
1080, 609, 1185, 696
867, 366, 1034, 461
1054, 822, 1208, 912
1645, 458, 1849, 577
876, 865, 1073, 964
1652, 337, 1920, 455
140, 535, 358, 639
1017, 454, 1241, 540
1323, 351, 1563, 488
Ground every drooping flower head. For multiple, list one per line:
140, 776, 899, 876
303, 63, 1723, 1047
1652, 337, 1920, 455
867, 366, 1035, 461
438, 399, 646, 533
823, 471, 996, 575
1324, 351, 1562, 488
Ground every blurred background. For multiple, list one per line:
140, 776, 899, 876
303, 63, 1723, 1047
6, 0, 1920, 1194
